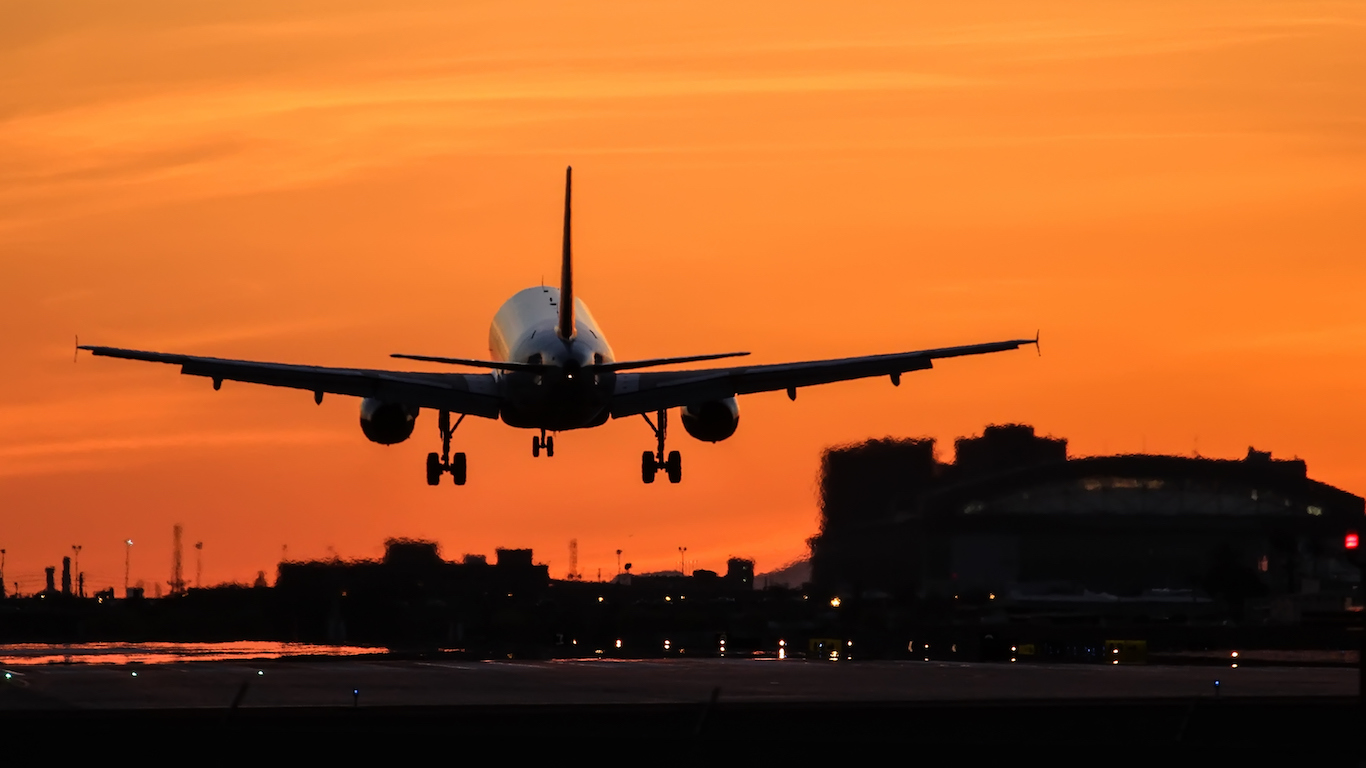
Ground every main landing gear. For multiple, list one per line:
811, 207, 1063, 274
532, 428, 555, 458
427, 410, 467, 486
641, 409, 681, 484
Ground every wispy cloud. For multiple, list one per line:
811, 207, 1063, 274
1184, 324, 1366, 355
4, 3, 1361, 236
0, 428, 343, 479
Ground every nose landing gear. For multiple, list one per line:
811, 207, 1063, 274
641, 409, 682, 484
532, 429, 555, 457
426, 410, 467, 486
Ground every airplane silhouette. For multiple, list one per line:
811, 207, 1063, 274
80, 167, 1038, 486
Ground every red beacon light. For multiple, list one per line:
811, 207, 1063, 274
1346, 532, 1359, 550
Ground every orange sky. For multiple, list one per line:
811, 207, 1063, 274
2, 1, 1365, 593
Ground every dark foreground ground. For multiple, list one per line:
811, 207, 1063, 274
1, 658, 1360, 756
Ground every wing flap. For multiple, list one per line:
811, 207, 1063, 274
609, 338, 1034, 418
80, 346, 501, 418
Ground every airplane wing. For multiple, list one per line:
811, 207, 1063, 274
78, 346, 502, 418
608, 337, 1036, 418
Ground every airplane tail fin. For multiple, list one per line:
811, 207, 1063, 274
558, 166, 576, 340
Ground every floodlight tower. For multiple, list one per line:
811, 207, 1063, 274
124, 539, 133, 595
171, 524, 184, 595
71, 545, 82, 597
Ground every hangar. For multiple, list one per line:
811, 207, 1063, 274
810, 425, 1363, 623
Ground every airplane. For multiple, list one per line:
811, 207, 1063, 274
80, 167, 1038, 486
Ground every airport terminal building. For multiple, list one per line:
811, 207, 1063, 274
809, 425, 1364, 622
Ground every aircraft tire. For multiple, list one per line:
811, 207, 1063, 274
452, 452, 467, 485
532, 435, 540, 458
426, 452, 442, 486
641, 451, 657, 484
546, 435, 555, 457
666, 451, 682, 484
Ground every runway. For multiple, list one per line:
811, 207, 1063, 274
0, 657, 1354, 710
0, 658, 1356, 752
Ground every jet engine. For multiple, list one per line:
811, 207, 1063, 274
680, 398, 740, 442
359, 398, 419, 445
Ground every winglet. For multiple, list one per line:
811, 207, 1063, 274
557, 166, 576, 341
74, 334, 78, 363
1034, 329, 1041, 356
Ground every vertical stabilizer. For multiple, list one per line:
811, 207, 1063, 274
558, 166, 576, 340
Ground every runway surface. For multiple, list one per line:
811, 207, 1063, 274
0, 658, 1357, 754
0, 657, 1353, 710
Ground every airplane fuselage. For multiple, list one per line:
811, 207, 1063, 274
490, 286, 616, 430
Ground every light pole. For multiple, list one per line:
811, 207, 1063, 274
195, 542, 203, 589
616, 549, 622, 577
124, 539, 133, 596
71, 545, 82, 597
1, 548, 6, 598
678, 547, 687, 577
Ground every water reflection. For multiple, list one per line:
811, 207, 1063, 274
0, 641, 382, 666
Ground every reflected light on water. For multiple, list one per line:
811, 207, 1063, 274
0, 641, 382, 666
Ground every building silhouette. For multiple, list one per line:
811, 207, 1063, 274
810, 424, 1364, 623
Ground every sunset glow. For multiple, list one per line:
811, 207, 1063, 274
3, 1, 1364, 593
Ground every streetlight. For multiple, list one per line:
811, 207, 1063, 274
194, 542, 203, 589
124, 539, 133, 596
616, 549, 622, 577
678, 547, 687, 577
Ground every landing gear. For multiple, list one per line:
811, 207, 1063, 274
532, 429, 555, 458
427, 410, 467, 486
641, 409, 682, 484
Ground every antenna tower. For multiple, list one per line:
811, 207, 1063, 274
568, 539, 579, 581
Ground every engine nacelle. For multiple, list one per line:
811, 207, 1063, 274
680, 398, 740, 443
359, 398, 419, 445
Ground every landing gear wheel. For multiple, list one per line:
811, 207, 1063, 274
532, 429, 554, 458
666, 450, 682, 484
640, 410, 681, 485
641, 451, 657, 484
426, 452, 442, 486
429, 410, 468, 487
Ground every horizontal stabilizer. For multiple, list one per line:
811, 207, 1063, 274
390, 353, 547, 372
391, 351, 748, 373
593, 352, 750, 372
